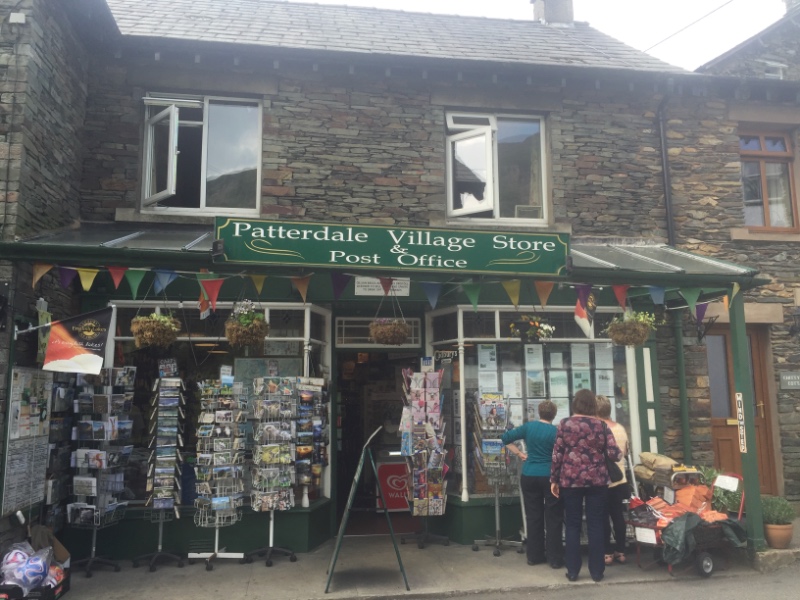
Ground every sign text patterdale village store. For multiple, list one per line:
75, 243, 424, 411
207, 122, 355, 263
215, 218, 569, 276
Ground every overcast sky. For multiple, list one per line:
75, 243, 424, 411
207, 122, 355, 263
288, 0, 788, 70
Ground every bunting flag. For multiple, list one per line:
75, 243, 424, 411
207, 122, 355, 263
574, 291, 596, 339
200, 279, 225, 311
249, 274, 267, 296
291, 275, 312, 303
730, 282, 740, 302
378, 277, 394, 295
42, 307, 114, 375
197, 292, 211, 320
722, 295, 729, 311
106, 266, 127, 290
330, 272, 351, 301
696, 302, 709, 324
58, 267, 77, 289
575, 283, 593, 309
125, 270, 147, 300
32, 263, 53, 288
153, 269, 178, 295
420, 282, 442, 310
612, 284, 630, 310
461, 282, 481, 311
679, 287, 702, 314
501, 279, 521, 308
76, 268, 100, 292
533, 281, 554, 308
648, 286, 666, 306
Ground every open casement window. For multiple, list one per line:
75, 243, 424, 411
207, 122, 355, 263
142, 95, 261, 214
739, 131, 797, 230
446, 112, 546, 222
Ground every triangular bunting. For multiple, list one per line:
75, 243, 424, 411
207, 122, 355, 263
679, 287, 702, 314
501, 280, 521, 308
648, 286, 666, 306
291, 275, 312, 303
696, 302, 709, 323
378, 277, 394, 295
58, 267, 77, 289
76, 268, 100, 292
330, 273, 351, 301
124, 270, 147, 300
730, 282, 740, 302
197, 292, 211, 320
723, 295, 729, 311
153, 269, 178, 295
106, 266, 128, 290
249, 274, 267, 296
32, 264, 53, 288
575, 284, 593, 309
612, 284, 630, 310
461, 282, 481, 311
533, 281, 554, 308
420, 282, 442, 310
200, 279, 225, 311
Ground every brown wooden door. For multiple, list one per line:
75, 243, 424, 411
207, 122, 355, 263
706, 327, 777, 495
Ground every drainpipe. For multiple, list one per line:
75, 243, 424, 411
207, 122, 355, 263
657, 95, 676, 247
673, 314, 692, 463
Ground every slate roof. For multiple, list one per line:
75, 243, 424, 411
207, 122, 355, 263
103, 0, 687, 74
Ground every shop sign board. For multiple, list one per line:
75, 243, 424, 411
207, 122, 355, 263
779, 371, 800, 390
215, 218, 569, 276
735, 392, 747, 454
376, 462, 410, 512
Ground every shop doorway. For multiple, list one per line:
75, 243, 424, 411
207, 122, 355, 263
336, 351, 419, 535
706, 327, 778, 494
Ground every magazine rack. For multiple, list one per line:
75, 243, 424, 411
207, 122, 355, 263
71, 504, 127, 577
133, 509, 184, 571
400, 515, 449, 549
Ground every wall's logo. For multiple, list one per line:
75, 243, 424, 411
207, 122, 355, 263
385, 474, 407, 492
72, 318, 106, 340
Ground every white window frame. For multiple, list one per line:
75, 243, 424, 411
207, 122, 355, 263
445, 112, 548, 224
142, 94, 262, 215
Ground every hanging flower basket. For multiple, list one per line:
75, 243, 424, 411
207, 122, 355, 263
130, 313, 181, 348
604, 311, 657, 346
369, 319, 410, 345
225, 300, 269, 348
509, 315, 555, 342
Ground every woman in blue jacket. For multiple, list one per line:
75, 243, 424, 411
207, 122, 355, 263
501, 400, 564, 568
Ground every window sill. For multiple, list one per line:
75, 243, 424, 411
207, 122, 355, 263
116, 208, 215, 226
440, 219, 572, 235
730, 227, 800, 242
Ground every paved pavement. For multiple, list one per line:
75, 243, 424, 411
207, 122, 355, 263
67, 520, 800, 600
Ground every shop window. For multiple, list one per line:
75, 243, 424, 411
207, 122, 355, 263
445, 112, 546, 223
739, 132, 797, 230
142, 94, 261, 214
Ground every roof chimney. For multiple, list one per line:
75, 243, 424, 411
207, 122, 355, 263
532, 0, 574, 26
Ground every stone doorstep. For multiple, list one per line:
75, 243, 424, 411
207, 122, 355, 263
753, 547, 800, 573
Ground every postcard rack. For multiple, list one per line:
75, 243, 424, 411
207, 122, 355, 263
70, 504, 127, 577
244, 377, 300, 567
471, 391, 523, 557
188, 380, 248, 570
133, 509, 184, 571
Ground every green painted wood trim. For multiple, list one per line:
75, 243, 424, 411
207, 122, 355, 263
634, 339, 663, 454
673, 316, 692, 463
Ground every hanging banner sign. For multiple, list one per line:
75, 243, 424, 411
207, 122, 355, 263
42, 307, 113, 375
215, 218, 569, 277
735, 392, 747, 454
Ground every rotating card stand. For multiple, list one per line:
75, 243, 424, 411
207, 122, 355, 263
70, 501, 127, 577
401, 516, 449, 549
133, 509, 184, 571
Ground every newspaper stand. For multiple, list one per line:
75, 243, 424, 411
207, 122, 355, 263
70, 503, 127, 577
471, 393, 523, 557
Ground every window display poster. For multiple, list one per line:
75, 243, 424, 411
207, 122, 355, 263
572, 370, 592, 392
548, 371, 569, 398
478, 344, 497, 371
478, 370, 499, 393
570, 344, 591, 369
595, 369, 615, 400
526, 370, 546, 398
552, 397, 570, 425
526, 399, 541, 422
595, 343, 614, 369
2, 437, 49, 516
9, 368, 53, 440
549, 352, 564, 369
507, 397, 524, 428
502, 371, 523, 399
524, 344, 545, 371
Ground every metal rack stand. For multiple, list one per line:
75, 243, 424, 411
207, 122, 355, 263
472, 474, 524, 556
401, 516, 449, 549
242, 510, 296, 566
133, 509, 184, 571
71, 505, 127, 577
188, 503, 244, 570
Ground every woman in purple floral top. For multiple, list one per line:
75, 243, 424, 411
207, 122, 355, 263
550, 389, 621, 583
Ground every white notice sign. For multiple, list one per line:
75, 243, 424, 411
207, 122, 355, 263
354, 277, 411, 296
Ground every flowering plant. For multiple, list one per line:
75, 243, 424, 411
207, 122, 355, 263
226, 300, 269, 347
509, 315, 555, 342
130, 312, 181, 348
369, 318, 410, 345
604, 310, 658, 346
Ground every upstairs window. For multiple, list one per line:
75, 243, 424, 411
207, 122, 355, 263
446, 113, 546, 222
739, 132, 797, 230
143, 94, 261, 214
